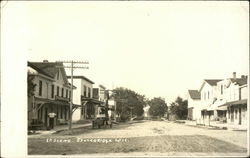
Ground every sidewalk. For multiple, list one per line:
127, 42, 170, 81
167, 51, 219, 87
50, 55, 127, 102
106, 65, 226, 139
184, 120, 247, 131
28, 123, 92, 137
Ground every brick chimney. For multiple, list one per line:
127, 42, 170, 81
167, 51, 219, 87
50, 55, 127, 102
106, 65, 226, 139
233, 72, 236, 79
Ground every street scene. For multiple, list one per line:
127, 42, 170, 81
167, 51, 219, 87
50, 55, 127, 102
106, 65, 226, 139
1, 1, 248, 157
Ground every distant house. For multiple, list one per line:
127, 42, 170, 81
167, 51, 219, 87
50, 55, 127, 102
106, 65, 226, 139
187, 90, 201, 120
28, 60, 74, 129
143, 105, 150, 118
67, 76, 104, 122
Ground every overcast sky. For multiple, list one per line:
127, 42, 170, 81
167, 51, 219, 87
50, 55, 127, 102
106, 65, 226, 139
3, 1, 249, 103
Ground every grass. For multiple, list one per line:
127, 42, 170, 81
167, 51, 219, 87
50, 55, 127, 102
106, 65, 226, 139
28, 135, 247, 155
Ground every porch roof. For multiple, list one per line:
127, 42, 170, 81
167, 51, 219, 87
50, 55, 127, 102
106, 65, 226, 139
81, 97, 105, 104
218, 99, 247, 107
34, 97, 69, 106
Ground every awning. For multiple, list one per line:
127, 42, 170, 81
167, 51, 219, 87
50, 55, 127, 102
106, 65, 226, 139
208, 99, 227, 111
81, 96, 105, 104
218, 99, 247, 107
34, 97, 69, 106
216, 105, 227, 111
231, 99, 247, 105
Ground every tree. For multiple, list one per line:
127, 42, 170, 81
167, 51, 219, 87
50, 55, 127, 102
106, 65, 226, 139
28, 75, 36, 97
169, 96, 188, 120
148, 97, 168, 117
113, 87, 146, 121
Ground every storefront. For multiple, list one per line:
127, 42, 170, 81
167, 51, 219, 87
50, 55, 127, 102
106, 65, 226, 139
28, 96, 70, 129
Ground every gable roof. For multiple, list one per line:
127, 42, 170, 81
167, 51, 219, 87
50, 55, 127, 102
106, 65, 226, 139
28, 61, 69, 85
28, 62, 54, 78
204, 79, 222, 86
199, 79, 222, 92
188, 90, 201, 99
229, 78, 247, 86
67, 75, 95, 84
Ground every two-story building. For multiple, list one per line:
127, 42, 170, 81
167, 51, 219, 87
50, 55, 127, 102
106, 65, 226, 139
93, 84, 107, 102
217, 73, 248, 128
67, 76, 104, 122
198, 79, 222, 125
28, 60, 74, 129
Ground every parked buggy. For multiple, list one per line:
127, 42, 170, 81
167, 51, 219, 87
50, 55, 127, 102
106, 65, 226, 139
92, 105, 113, 129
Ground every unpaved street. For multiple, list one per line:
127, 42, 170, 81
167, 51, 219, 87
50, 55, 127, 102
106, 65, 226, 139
28, 120, 248, 156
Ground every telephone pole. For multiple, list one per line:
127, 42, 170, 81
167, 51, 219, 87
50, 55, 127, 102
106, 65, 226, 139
56, 60, 89, 131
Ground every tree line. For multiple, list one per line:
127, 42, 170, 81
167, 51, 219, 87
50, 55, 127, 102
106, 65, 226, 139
112, 87, 188, 121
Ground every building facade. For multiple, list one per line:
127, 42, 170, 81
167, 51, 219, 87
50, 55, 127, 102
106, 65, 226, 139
67, 76, 104, 122
28, 61, 73, 129
187, 72, 248, 129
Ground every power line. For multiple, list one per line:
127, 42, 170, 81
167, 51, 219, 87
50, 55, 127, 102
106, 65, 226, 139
58, 60, 89, 132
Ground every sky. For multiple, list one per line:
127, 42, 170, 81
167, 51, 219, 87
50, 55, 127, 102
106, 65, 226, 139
3, 1, 249, 103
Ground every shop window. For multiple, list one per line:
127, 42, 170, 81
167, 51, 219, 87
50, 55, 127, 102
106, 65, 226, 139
61, 106, 63, 119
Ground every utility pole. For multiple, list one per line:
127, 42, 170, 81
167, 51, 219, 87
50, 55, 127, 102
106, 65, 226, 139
56, 60, 89, 131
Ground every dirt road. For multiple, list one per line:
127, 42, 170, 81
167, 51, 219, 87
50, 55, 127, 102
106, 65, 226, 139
28, 120, 248, 156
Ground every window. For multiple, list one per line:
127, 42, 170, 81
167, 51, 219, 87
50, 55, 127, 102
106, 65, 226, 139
66, 89, 68, 98
208, 91, 209, 99
204, 92, 206, 100
51, 85, 54, 98
69, 91, 71, 99
84, 85, 87, 97
39, 80, 42, 96
61, 88, 64, 97
57, 86, 59, 96
88, 87, 91, 98
221, 85, 223, 94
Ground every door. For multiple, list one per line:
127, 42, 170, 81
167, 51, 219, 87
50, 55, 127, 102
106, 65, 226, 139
239, 107, 241, 125
45, 108, 48, 127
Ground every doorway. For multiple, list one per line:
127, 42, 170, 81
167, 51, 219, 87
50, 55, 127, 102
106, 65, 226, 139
45, 108, 48, 127
239, 107, 241, 125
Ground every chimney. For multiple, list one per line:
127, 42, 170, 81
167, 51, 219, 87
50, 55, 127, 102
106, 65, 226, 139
43, 60, 49, 62
233, 72, 236, 79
